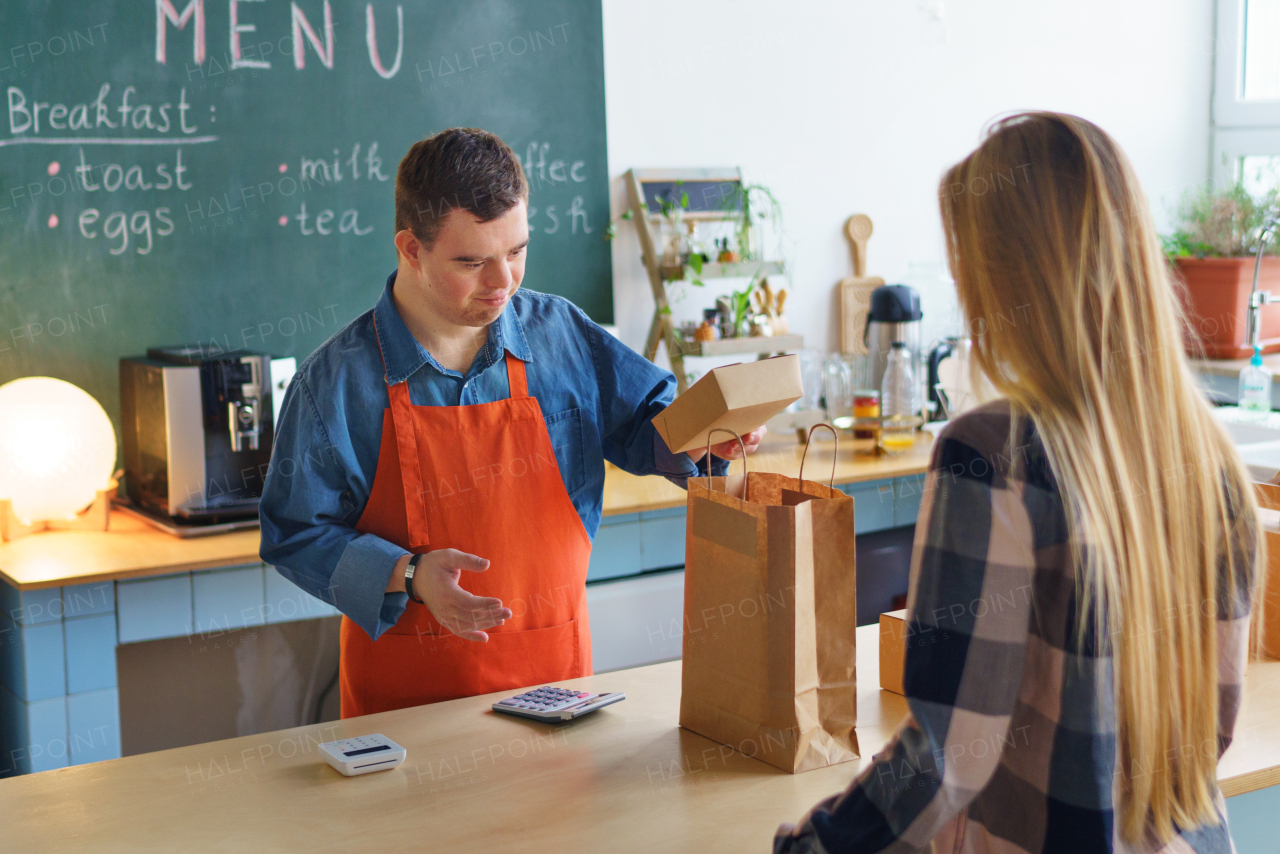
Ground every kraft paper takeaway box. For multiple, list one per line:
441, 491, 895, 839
879, 609, 907, 696
653, 355, 804, 454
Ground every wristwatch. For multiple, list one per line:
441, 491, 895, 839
404, 553, 427, 604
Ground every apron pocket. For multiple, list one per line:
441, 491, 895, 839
352, 618, 584, 709
479, 618, 584, 689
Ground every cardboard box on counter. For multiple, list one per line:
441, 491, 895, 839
654, 355, 804, 454
879, 609, 906, 695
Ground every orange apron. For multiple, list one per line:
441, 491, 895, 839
339, 331, 593, 718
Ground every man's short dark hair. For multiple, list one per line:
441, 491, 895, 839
394, 128, 528, 247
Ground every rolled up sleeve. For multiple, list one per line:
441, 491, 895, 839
258, 374, 409, 640
585, 314, 728, 485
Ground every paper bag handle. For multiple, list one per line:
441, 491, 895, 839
706, 428, 749, 500
798, 423, 838, 488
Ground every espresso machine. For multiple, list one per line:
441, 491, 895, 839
863, 285, 924, 414
120, 346, 293, 526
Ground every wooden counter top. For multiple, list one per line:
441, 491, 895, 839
0, 623, 1274, 852
0, 512, 263, 591
601, 434, 934, 515
0, 435, 934, 591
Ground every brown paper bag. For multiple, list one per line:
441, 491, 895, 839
679, 427, 859, 773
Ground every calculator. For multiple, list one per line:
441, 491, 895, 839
318, 734, 407, 776
492, 686, 625, 721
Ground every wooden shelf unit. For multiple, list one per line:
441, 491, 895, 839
623, 168, 800, 394
675, 333, 805, 358
661, 260, 787, 282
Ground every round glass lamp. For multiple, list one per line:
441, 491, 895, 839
0, 377, 117, 524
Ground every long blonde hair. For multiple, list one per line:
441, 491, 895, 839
939, 112, 1262, 842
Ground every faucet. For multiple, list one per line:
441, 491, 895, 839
1247, 207, 1280, 354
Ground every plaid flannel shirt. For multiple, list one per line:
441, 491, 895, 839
775, 400, 1255, 854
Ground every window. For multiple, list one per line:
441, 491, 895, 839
1213, 0, 1280, 187
1243, 153, 1280, 193
1243, 0, 1280, 101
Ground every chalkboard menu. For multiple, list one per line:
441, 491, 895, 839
0, 0, 610, 432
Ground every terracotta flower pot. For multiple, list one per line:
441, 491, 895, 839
1173, 256, 1280, 359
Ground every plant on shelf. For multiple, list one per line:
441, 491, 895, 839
604, 185, 704, 295
719, 182, 785, 264
655, 183, 689, 272
654, 182, 708, 290
728, 271, 764, 338
1164, 181, 1280, 359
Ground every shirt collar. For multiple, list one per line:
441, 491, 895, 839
373, 271, 534, 386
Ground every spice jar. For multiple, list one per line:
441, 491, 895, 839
853, 390, 880, 440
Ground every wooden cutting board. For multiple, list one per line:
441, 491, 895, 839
838, 214, 883, 354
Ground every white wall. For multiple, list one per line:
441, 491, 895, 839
601, 0, 1214, 363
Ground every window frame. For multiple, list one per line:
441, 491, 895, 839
1211, 128, 1280, 186
1214, 0, 1280, 128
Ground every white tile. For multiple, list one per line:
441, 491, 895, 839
0, 613, 66, 702
0, 584, 62, 626
264, 567, 338, 624
587, 517, 643, 582
66, 688, 121, 766
64, 614, 117, 694
639, 511, 687, 571
25, 695, 68, 773
117, 575, 193, 643
61, 582, 115, 618
193, 565, 266, 633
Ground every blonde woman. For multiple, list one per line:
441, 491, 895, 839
776, 113, 1262, 853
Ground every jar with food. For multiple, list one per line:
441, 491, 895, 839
852, 390, 880, 440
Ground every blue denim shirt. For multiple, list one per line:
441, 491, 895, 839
259, 272, 724, 640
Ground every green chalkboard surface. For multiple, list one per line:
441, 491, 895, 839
0, 0, 611, 434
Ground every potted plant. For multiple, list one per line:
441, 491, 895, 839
1166, 182, 1280, 359
717, 182, 784, 263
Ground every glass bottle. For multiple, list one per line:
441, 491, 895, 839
881, 341, 916, 452
823, 355, 853, 428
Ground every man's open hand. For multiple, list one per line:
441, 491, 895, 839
416, 549, 513, 641
685, 425, 768, 463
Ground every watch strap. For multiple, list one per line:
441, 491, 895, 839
404, 553, 426, 604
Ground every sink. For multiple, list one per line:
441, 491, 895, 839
1221, 419, 1280, 446
1212, 409, 1280, 481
